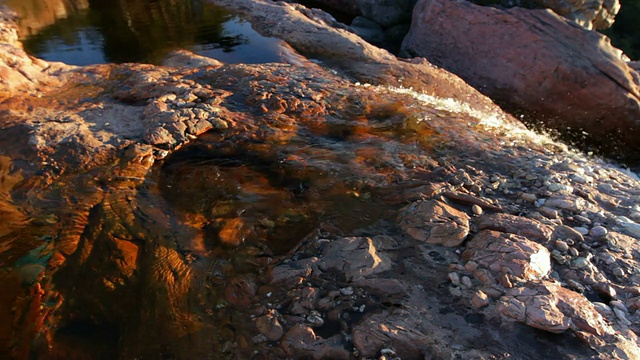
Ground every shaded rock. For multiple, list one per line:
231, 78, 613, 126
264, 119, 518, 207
462, 230, 551, 282
478, 213, 553, 243
356, 0, 418, 27
281, 325, 350, 359
320, 237, 392, 281
397, 199, 470, 247
350, 16, 385, 46
401, 0, 640, 163
255, 312, 284, 342
352, 309, 429, 358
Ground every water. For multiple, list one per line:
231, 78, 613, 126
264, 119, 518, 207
6, 0, 284, 65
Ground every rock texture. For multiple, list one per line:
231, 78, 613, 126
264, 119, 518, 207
401, 0, 640, 163
3, 2, 640, 360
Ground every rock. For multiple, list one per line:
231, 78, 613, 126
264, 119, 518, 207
462, 230, 551, 281
555, 240, 569, 252
350, 16, 385, 46
320, 237, 392, 281
162, 50, 224, 69
498, 280, 614, 336
356, 0, 417, 27
397, 199, 470, 247
471, 290, 490, 308
590, 225, 608, 238
528, 0, 619, 30
352, 310, 429, 358
401, 0, 640, 164
552, 225, 585, 245
224, 277, 257, 308
281, 325, 350, 359
255, 312, 284, 341
477, 213, 553, 243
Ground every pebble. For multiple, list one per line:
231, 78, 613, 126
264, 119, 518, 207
471, 290, 490, 308
574, 227, 589, 235
472, 204, 483, 215
448, 272, 461, 287
520, 193, 537, 202
539, 206, 558, 219
461, 276, 473, 289
567, 279, 585, 293
612, 267, 625, 277
306, 311, 324, 327
569, 247, 579, 257
589, 226, 608, 238
609, 300, 628, 313
599, 253, 616, 265
571, 257, 589, 269
555, 240, 569, 252
339, 287, 354, 296
613, 308, 632, 326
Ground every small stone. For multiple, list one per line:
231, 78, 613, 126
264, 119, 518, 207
306, 311, 324, 327
569, 247, 579, 257
609, 300, 628, 313
464, 261, 479, 272
449, 272, 461, 286
255, 313, 284, 341
612, 267, 625, 277
571, 257, 589, 269
613, 308, 632, 326
551, 250, 567, 265
520, 193, 537, 202
339, 286, 354, 296
471, 290, 490, 308
598, 253, 616, 265
566, 279, 585, 293
555, 240, 569, 252
461, 276, 473, 289
539, 206, 558, 219
472, 204, 483, 215
574, 227, 589, 235
589, 226, 608, 238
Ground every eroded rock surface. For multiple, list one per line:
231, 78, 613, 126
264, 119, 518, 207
2, 2, 640, 360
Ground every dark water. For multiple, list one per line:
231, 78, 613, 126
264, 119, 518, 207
603, 0, 640, 60
8, 0, 283, 65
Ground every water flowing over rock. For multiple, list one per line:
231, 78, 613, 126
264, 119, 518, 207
401, 0, 640, 163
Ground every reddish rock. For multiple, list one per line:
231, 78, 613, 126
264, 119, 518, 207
462, 230, 551, 282
498, 280, 614, 336
320, 237, 392, 281
478, 213, 553, 244
352, 310, 428, 358
281, 325, 350, 359
401, 0, 640, 162
397, 199, 470, 247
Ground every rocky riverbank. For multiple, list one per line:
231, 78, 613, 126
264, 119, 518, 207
2, 1, 640, 359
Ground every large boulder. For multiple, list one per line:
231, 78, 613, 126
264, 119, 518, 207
401, 0, 640, 163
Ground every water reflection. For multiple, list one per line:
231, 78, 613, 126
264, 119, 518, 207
7, 0, 283, 65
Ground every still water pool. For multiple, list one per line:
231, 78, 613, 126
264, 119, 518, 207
6, 0, 284, 65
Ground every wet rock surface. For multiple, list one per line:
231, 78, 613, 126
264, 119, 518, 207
2, 1, 640, 360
